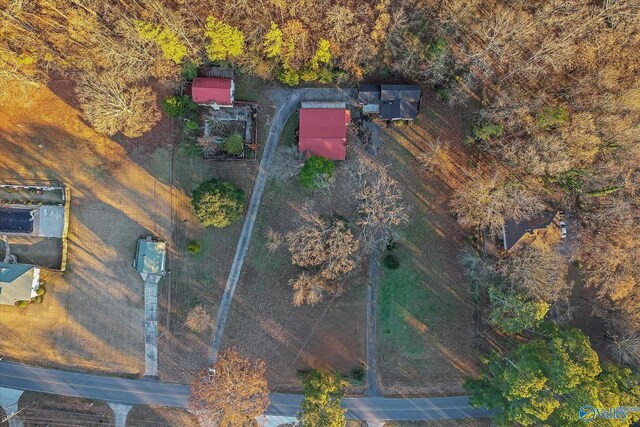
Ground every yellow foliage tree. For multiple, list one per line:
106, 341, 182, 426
204, 17, 244, 61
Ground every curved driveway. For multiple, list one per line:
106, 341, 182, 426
210, 88, 357, 360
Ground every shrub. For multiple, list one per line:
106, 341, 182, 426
222, 132, 244, 155
181, 60, 198, 80
383, 254, 400, 269
300, 68, 318, 82
426, 37, 447, 60
17, 300, 28, 308
299, 156, 335, 189
162, 95, 198, 119
278, 67, 300, 86
36, 287, 45, 296
536, 106, 568, 128
34, 295, 42, 303
386, 240, 398, 251
192, 179, 245, 228
185, 119, 199, 130
317, 68, 334, 84
348, 366, 365, 385
472, 122, 503, 141
187, 240, 202, 255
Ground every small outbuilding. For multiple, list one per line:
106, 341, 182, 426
0, 262, 40, 306
191, 77, 234, 107
298, 102, 351, 161
134, 237, 166, 281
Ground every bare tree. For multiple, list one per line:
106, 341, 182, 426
265, 227, 282, 253
76, 72, 160, 138
189, 350, 269, 426
607, 333, 640, 368
290, 272, 327, 307
353, 163, 408, 252
451, 172, 544, 235
501, 246, 570, 303
285, 210, 360, 280
185, 305, 212, 333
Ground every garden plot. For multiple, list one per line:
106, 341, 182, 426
199, 104, 257, 160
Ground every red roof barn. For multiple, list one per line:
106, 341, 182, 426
298, 106, 351, 161
191, 77, 234, 106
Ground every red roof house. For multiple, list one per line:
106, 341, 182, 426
298, 107, 351, 161
191, 77, 234, 106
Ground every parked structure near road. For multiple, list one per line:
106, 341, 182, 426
191, 77, 234, 107
298, 102, 351, 161
133, 236, 166, 377
357, 84, 421, 121
0, 262, 40, 306
502, 211, 561, 253
134, 237, 167, 281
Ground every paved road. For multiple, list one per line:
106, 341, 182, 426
209, 88, 357, 361
0, 362, 491, 422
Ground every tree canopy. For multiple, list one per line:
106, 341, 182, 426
191, 179, 245, 228
466, 322, 640, 426
298, 369, 347, 427
189, 350, 269, 426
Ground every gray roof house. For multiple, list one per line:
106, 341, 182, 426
357, 84, 421, 120
357, 84, 381, 114
380, 84, 421, 120
0, 262, 40, 305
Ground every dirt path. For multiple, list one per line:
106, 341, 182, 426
366, 249, 381, 396
209, 88, 357, 361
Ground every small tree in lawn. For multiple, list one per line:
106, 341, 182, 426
222, 132, 244, 155
300, 156, 335, 189
192, 179, 245, 228
298, 369, 347, 427
189, 350, 269, 426
162, 95, 198, 119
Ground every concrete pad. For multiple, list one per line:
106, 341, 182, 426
143, 275, 161, 376
107, 402, 132, 427
37, 206, 64, 238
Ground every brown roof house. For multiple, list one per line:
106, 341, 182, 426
502, 211, 560, 253
0, 262, 40, 306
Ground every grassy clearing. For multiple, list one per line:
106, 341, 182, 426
375, 91, 480, 395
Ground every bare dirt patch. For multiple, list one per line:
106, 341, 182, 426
126, 405, 198, 427
18, 391, 114, 426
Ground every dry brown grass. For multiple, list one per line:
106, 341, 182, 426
221, 133, 369, 393
0, 79, 258, 381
